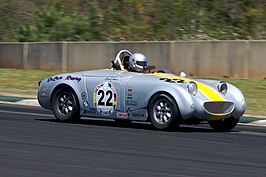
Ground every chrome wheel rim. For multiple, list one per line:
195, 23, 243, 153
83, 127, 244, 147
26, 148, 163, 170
153, 99, 172, 124
57, 92, 74, 116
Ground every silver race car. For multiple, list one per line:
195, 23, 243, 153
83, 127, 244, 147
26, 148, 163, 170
38, 49, 246, 131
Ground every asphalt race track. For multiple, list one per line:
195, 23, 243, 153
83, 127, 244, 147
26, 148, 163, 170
0, 104, 266, 177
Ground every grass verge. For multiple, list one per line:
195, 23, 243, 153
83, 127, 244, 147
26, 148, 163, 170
0, 68, 62, 97
0, 68, 265, 116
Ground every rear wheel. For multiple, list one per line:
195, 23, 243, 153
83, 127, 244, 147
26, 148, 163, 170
148, 93, 179, 130
208, 117, 239, 132
51, 88, 80, 122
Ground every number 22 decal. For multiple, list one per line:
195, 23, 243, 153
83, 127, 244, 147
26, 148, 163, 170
97, 90, 113, 106
94, 82, 117, 115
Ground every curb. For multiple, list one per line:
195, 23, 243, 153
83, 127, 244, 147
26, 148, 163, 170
0, 95, 39, 106
0, 95, 266, 126
239, 116, 266, 126
17, 99, 40, 106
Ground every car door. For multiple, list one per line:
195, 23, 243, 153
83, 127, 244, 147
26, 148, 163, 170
84, 74, 125, 118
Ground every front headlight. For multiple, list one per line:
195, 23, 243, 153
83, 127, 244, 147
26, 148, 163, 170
187, 81, 197, 96
217, 81, 227, 95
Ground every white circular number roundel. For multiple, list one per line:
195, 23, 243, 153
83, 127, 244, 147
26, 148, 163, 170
94, 82, 117, 115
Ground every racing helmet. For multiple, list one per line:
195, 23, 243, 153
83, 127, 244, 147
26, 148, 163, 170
128, 53, 149, 72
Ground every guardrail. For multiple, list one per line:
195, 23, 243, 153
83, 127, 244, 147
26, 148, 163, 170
0, 41, 265, 78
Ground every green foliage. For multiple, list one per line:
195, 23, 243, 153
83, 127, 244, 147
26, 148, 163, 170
17, 1, 105, 41
1, 0, 266, 41
18, 24, 38, 42
18, 1, 90, 41
87, 1, 104, 40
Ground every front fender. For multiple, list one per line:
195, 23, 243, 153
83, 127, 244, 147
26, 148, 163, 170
145, 85, 195, 120
225, 83, 246, 118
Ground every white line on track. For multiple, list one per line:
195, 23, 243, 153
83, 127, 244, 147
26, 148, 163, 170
0, 110, 53, 117
238, 122, 266, 127
230, 131, 266, 137
0, 101, 40, 107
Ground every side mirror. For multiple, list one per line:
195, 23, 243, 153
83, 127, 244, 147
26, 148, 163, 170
179, 71, 187, 78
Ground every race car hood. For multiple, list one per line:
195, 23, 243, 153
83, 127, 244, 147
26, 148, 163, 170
152, 72, 225, 102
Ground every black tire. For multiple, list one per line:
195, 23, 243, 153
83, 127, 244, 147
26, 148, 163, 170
148, 93, 179, 130
208, 117, 239, 132
51, 88, 80, 122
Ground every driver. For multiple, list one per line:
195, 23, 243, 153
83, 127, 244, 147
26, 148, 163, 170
127, 53, 150, 72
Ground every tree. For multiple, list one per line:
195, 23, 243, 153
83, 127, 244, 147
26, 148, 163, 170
4, 0, 265, 41
18, 1, 91, 41
87, 1, 105, 40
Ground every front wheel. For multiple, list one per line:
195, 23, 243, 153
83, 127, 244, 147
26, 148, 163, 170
208, 117, 239, 132
148, 93, 180, 130
51, 88, 80, 122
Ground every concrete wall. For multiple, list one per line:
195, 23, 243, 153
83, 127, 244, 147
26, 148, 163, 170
27, 43, 63, 70
0, 41, 265, 78
248, 41, 266, 78
0, 43, 24, 69
66, 42, 112, 71
172, 41, 249, 77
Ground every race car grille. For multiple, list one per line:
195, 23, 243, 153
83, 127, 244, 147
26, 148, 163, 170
203, 102, 234, 115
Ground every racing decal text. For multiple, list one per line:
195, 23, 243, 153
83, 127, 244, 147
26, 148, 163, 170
117, 112, 128, 118
83, 109, 97, 115
132, 113, 145, 117
65, 75, 81, 82
126, 100, 137, 106
47, 76, 62, 82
